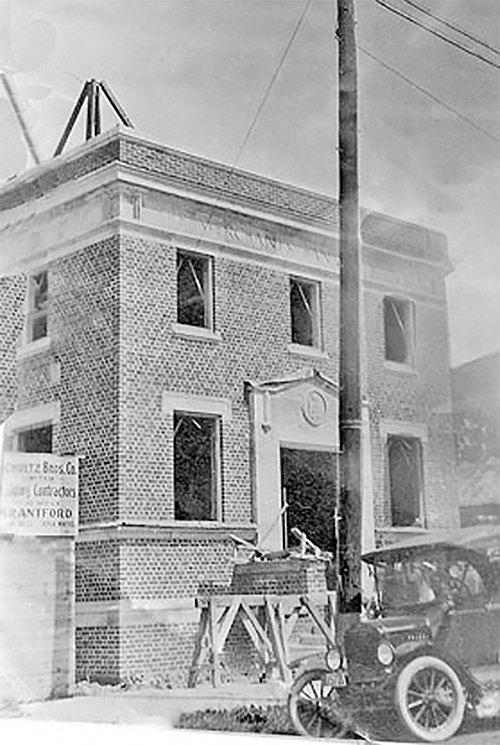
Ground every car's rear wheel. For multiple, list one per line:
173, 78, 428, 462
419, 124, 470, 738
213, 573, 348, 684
395, 655, 466, 742
288, 669, 349, 738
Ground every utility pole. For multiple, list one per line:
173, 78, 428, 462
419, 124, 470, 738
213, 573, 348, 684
336, 0, 363, 612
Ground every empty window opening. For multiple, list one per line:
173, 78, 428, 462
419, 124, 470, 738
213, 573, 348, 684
27, 271, 49, 342
17, 424, 53, 453
174, 413, 219, 521
384, 297, 413, 365
387, 435, 423, 527
290, 278, 319, 347
177, 251, 212, 328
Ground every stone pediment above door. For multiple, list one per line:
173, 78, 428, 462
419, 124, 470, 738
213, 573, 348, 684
246, 368, 339, 449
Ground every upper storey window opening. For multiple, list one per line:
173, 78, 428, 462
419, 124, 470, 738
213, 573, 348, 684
177, 250, 213, 329
27, 271, 49, 342
290, 277, 320, 348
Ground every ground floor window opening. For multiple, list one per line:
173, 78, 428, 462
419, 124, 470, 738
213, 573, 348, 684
174, 412, 220, 521
387, 435, 423, 527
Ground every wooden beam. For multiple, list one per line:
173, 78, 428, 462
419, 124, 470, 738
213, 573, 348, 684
187, 606, 209, 687
241, 601, 274, 655
53, 81, 90, 157
216, 597, 241, 653
208, 599, 221, 687
99, 79, 134, 127
265, 597, 291, 683
300, 595, 336, 647
240, 614, 269, 665
94, 83, 101, 136
85, 79, 95, 140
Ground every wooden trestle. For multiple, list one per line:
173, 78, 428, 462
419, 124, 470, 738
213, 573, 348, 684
188, 591, 338, 687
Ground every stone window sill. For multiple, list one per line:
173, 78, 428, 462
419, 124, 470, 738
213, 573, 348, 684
172, 323, 221, 343
77, 520, 257, 543
377, 525, 428, 537
384, 360, 417, 376
288, 343, 328, 359
17, 336, 52, 360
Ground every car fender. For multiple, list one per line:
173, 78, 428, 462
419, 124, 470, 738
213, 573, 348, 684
289, 653, 329, 677
396, 645, 482, 698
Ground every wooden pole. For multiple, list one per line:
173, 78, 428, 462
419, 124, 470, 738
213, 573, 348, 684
0, 72, 41, 166
337, 0, 363, 612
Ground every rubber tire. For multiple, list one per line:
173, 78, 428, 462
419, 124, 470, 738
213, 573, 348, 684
288, 669, 349, 739
395, 655, 466, 742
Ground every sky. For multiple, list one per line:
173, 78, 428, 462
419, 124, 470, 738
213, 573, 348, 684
0, 0, 498, 367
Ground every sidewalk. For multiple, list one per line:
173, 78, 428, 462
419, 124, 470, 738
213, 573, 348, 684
1, 682, 412, 743
5, 681, 289, 728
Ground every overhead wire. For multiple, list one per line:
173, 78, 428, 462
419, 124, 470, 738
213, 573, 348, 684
230, 0, 314, 172
374, 0, 500, 70
399, 0, 500, 56
194, 0, 314, 241
357, 43, 499, 143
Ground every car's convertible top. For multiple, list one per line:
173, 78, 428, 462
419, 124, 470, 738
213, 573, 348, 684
362, 524, 500, 566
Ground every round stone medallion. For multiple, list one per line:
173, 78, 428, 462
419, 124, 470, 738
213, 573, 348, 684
302, 389, 328, 427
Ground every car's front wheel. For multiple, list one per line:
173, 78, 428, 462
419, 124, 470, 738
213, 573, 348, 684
395, 655, 466, 742
288, 669, 349, 738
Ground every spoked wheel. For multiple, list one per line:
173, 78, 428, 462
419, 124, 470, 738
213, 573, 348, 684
288, 669, 349, 739
395, 656, 466, 742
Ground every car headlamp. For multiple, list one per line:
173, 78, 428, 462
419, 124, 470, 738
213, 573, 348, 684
377, 641, 395, 666
325, 646, 342, 671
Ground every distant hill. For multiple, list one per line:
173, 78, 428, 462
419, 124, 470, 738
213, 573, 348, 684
451, 352, 500, 525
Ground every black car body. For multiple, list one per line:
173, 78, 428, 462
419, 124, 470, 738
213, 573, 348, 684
288, 524, 500, 742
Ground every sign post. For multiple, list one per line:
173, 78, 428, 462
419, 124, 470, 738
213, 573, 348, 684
0, 449, 79, 701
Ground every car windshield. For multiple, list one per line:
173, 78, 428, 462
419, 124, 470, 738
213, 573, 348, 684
373, 551, 485, 611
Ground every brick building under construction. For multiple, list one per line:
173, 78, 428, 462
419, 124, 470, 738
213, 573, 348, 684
0, 127, 458, 685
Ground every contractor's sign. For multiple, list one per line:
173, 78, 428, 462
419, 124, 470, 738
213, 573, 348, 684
0, 453, 79, 536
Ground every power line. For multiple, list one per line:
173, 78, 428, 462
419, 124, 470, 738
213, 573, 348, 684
358, 43, 500, 143
195, 0, 314, 241
231, 0, 314, 170
399, 0, 500, 56
374, 0, 500, 70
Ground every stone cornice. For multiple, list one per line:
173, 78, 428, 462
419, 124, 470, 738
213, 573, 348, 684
0, 126, 451, 272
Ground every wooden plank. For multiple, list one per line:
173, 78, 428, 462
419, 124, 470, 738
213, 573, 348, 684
283, 611, 299, 642
198, 592, 325, 608
276, 600, 291, 666
208, 599, 221, 687
300, 595, 336, 647
188, 606, 209, 687
241, 602, 274, 655
265, 597, 290, 684
216, 597, 241, 653
240, 614, 268, 665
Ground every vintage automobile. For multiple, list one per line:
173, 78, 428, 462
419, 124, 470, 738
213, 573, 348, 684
288, 524, 500, 742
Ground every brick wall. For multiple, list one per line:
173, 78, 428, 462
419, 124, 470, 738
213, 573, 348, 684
12, 237, 121, 523
75, 626, 119, 683
76, 540, 120, 602
231, 559, 327, 596
0, 276, 25, 423
120, 538, 234, 600
120, 623, 198, 687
